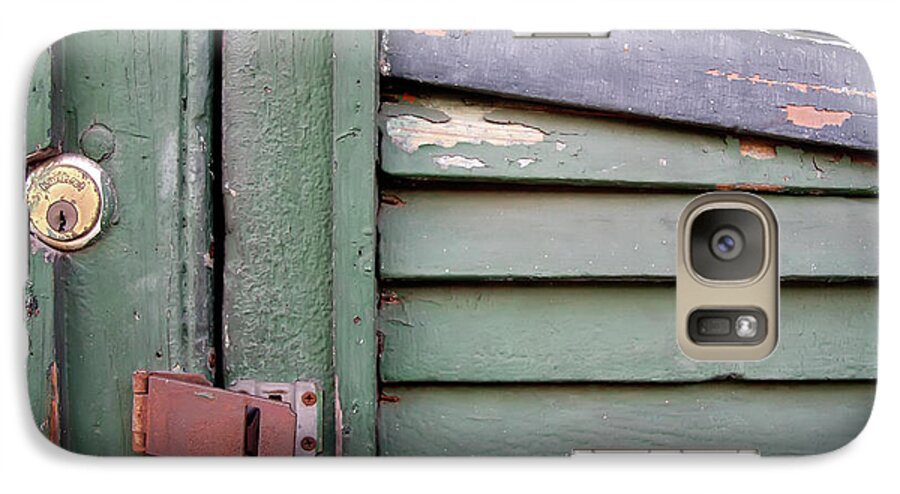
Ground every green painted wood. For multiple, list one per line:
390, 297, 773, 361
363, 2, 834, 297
378, 190, 876, 281
380, 91, 877, 195
176, 32, 217, 383
221, 31, 336, 454
49, 31, 215, 455
333, 31, 379, 456
379, 284, 876, 382
378, 382, 875, 456
25, 49, 57, 440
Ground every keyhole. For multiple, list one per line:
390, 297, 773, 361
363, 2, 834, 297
57, 209, 67, 232
46, 200, 78, 235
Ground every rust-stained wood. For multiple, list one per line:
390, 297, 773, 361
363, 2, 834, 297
378, 190, 876, 281
381, 30, 877, 150
379, 89, 877, 195
379, 284, 876, 382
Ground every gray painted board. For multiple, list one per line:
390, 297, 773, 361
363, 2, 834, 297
382, 30, 877, 150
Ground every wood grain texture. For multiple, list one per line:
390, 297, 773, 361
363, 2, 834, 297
25, 49, 57, 440
378, 190, 876, 281
221, 31, 335, 454
381, 30, 877, 150
380, 90, 877, 195
53, 31, 215, 454
378, 382, 875, 456
332, 31, 378, 456
379, 284, 876, 382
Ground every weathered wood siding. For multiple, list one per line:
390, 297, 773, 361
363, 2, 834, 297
381, 31, 877, 151
379, 190, 876, 281
377, 34, 877, 455
380, 284, 876, 382
379, 382, 875, 456
380, 90, 877, 195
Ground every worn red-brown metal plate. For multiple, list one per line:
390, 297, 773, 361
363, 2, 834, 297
144, 375, 296, 456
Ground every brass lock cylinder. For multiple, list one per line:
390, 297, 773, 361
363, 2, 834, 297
26, 153, 115, 251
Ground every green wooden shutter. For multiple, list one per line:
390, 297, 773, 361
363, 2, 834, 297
375, 32, 877, 456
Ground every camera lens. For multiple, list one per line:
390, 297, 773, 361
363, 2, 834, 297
709, 227, 743, 261
689, 208, 765, 281
716, 235, 735, 253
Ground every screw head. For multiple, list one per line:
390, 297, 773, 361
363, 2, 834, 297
300, 436, 317, 451
301, 391, 317, 406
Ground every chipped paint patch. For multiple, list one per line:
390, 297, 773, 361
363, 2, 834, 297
739, 138, 778, 160
413, 29, 448, 37
516, 158, 535, 168
716, 183, 786, 193
48, 362, 60, 445
434, 155, 487, 170
555, 141, 567, 151
783, 105, 853, 129
705, 69, 876, 99
384, 97, 547, 153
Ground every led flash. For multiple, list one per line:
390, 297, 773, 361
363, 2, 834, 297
735, 315, 758, 338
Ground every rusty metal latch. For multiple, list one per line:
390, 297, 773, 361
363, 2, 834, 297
132, 371, 320, 456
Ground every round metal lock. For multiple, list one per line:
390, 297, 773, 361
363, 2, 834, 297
26, 153, 115, 251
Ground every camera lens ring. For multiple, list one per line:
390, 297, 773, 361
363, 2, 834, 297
709, 227, 744, 261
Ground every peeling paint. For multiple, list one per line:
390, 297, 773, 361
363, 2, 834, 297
555, 141, 567, 151
48, 362, 60, 445
412, 29, 448, 37
516, 158, 535, 168
739, 138, 778, 160
434, 155, 487, 170
705, 69, 876, 100
25, 292, 40, 318
784, 105, 853, 129
716, 183, 786, 193
384, 98, 547, 153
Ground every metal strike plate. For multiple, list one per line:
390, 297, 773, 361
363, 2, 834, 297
229, 379, 321, 456
25, 153, 115, 251
132, 371, 320, 456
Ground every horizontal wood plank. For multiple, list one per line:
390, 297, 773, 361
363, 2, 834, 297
380, 91, 877, 195
382, 30, 877, 150
379, 285, 876, 382
378, 382, 875, 456
378, 191, 876, 280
